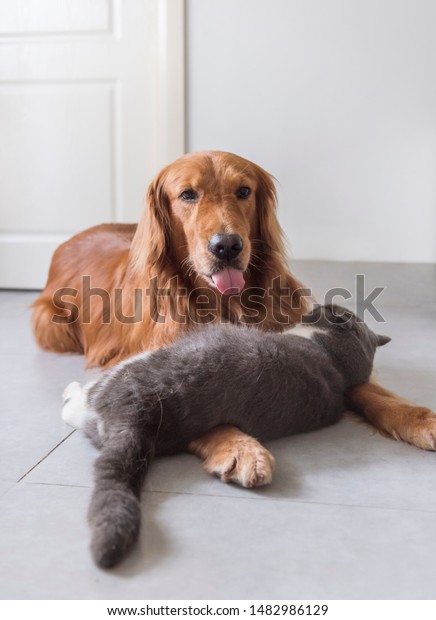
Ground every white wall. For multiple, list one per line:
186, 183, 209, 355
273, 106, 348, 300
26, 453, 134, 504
187, 0, 436, 263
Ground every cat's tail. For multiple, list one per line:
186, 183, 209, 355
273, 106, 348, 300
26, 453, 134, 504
88, 429, 155, 569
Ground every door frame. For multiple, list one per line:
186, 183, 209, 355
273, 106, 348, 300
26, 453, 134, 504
152, 0, 185, 173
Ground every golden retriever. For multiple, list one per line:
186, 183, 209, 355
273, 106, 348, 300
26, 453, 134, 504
33, 151, 436, 486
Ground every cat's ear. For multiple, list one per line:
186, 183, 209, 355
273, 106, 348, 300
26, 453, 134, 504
302, 304, 355, 328
302, 303, 323, 325
376, 334, 391, 347
324, 305, 354, 329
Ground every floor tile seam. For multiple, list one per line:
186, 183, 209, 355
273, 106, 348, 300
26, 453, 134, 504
141, 487, 436, 515
13, 482, 436, 516
15, 430, 76, 483
23, 480, 90, 490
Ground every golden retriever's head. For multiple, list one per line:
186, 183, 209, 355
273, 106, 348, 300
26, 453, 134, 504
131, 151, 286, 295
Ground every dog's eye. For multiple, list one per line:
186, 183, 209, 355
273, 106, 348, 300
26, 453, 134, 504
236, 186, 251, 199
179, 189, 198, 202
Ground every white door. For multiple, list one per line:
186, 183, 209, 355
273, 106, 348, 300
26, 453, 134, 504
0, 0, 184, 289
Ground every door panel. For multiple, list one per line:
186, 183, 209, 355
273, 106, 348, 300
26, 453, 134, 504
0, 0, 184, 289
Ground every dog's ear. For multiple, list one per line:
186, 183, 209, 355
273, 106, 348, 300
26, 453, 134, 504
254, 165, 285, 261
130, 170, 171, 275
253, 163, 312, 317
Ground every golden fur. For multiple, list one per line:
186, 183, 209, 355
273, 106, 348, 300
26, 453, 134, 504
33, 150, 436, 487
33, 151, 308, 368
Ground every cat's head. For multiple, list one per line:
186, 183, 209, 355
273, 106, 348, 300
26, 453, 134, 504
303, 304, 390, 346
302, 304, 391, 386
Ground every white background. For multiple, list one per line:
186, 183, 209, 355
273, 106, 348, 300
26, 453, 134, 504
187, 0, 436, 263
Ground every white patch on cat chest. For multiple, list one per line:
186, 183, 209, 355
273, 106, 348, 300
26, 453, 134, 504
282, 324, 325, 340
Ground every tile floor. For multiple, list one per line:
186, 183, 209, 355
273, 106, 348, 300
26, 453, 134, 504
0, 270, 435, 600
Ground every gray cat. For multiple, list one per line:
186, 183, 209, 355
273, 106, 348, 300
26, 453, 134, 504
62, 304, 390, 569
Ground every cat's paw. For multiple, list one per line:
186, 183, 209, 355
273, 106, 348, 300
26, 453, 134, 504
62, 381, 86, 428
62, 381, 82, 404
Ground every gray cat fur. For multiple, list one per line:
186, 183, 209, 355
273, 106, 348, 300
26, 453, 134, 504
83, 304, 390, 568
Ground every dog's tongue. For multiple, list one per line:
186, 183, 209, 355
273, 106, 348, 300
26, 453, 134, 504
211, 268, 245, 295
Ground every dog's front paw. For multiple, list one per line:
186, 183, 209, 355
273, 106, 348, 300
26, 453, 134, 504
206, 441, 275, 488
189, 427, 275, 488
397, 407, 436, 451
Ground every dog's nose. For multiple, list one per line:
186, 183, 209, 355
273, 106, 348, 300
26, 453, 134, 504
208, 234, 243, 262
